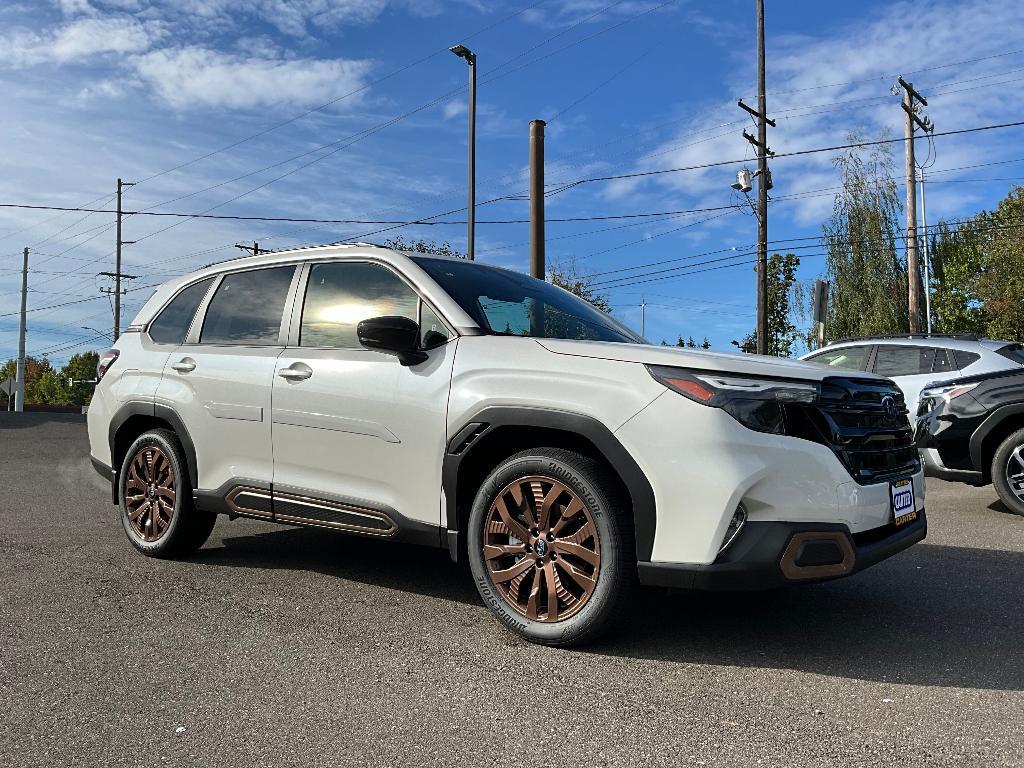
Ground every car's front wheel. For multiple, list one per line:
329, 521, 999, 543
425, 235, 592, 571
992, 427, 1024, 516
467, 447, 633, 647
119, 429, 216, 556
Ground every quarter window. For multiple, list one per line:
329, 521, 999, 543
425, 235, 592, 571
931, 349, 956, 374
199, 266, 295, 345
300, 262, 418, 348
149, 277, 214, 344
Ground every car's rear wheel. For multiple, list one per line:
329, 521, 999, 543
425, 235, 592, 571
467, 448, 632, 647
992, 427, 1024, 516
119, 429, 216, 556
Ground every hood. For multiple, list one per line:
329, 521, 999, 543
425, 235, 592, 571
535, 339, 880, 382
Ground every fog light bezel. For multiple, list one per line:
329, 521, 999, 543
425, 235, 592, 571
718, 503, 748, 553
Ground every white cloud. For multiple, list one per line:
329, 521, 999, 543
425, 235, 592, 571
131, 46, 373, 109
0, 16, 157, 66
443, 99, 467, 120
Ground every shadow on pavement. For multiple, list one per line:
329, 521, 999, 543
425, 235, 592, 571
194, 525, 1024, 690
195, 525, 480, 607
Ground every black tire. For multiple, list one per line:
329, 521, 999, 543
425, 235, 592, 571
467, 447, 633, 647
991, 427, 1024, 516
119, 429, 216, 557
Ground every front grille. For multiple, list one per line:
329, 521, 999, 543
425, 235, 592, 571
784, 376, 920, 485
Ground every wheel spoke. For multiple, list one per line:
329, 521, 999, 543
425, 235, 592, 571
525, 568, 543, 619
552, 539, 599, 567
490, 556, 536, 584
128, 500, 150, 522
483, 543, 526, 561
535, 482, 567, 532
156, 487, 176, 504
542, 562, 559, 621
495, 493, 530, 542
551, 497, 585, 537
557, 560, 597, 593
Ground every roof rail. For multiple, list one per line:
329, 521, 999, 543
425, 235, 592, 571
826, 333, 980, 345
202, 241, 386, 268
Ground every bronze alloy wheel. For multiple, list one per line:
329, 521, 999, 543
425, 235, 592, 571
124, 445, 177, 542
483, 475, 601, 622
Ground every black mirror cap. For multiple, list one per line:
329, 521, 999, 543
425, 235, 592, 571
357, 316, 428, 366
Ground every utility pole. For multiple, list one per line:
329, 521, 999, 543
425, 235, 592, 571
15, 247, 28, 412
640, 296, 647, 337
896, 77, 932, 333
529, 119, 546, 280
234, 241, 261, 256
449, 44, 477, 260
114, 178, 136, 341
737, 0, 775, 355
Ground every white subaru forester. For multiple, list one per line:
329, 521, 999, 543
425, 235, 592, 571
88, 244, 926, 646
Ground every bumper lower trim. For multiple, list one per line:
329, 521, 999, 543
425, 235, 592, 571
921, 447, 986, 485
637, 510, 927, 591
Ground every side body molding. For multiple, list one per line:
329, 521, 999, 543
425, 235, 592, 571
442, 406, 657, 562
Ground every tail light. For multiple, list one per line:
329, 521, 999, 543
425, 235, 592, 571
96, 349, 120, 381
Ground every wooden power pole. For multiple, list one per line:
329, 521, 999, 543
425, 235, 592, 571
737, 0, 775, 354
897, 77, 932, 333
113, 178, 135, 341
529, 119, 546, 281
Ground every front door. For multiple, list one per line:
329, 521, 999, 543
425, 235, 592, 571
271, 260, 456, 534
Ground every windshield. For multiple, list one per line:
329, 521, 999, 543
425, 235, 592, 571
411, 257, 642, 344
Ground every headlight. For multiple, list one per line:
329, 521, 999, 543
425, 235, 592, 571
647, 365, 819, 434
918, 382, 978, 414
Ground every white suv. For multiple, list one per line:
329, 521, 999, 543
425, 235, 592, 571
88, 244, 926, 646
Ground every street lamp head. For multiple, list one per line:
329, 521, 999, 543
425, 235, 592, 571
449, 44, 474, 62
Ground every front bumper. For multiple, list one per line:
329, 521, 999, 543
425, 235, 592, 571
637, 509, 927, 591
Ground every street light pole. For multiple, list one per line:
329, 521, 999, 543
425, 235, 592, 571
450, 44, 477, 260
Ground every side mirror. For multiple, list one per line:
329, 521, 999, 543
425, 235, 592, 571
357, 316, 428, 366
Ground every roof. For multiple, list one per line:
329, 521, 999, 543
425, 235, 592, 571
816, 335, 1014, 352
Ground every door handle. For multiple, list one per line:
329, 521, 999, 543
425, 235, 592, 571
278, 363, 312, 381
171, 358, 196, 373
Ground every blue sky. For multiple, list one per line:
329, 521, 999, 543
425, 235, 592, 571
1, 0, 1023, 364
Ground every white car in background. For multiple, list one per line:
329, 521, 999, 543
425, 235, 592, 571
801, 335, 1024, 414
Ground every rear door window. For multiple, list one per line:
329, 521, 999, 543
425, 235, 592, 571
199, 266, 295, 345
148, 277, 214, 344
872, 345, 935, 376
805, 345, 871, 371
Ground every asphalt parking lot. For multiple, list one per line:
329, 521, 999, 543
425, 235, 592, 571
2, 413, 1023, 767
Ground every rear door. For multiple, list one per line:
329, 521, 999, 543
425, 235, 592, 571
155, 264, 299, 494
270, 259, 457, 534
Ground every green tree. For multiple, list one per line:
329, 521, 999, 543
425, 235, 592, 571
929, 221, 986, 334
823, 130, 910, 340
734, 253, 801, 356
61, 351, 100, 405
974, 186, 1024, 340
382, 236, 466, 259
547, 259, 612, 313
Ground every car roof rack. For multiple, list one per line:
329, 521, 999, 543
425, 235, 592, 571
826, 333, 980, 346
